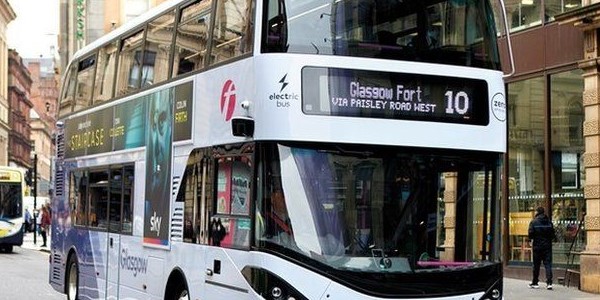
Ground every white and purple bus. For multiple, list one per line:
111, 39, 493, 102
51, 0, 509, 299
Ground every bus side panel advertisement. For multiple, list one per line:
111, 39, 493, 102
143, 89, 174, 247
64, 81, 193, 159
173, 82, 193, 141
302, 67, 489, 125
113, 97, 147, 151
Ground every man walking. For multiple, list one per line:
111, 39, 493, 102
528, 206, 556, 290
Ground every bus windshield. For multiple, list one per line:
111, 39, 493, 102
257, 142, 501, 274
0, 183, 23, 219
262, 0, 500, 69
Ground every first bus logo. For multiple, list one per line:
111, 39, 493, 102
220, 80, 236, 121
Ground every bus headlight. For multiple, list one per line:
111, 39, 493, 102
479, 278, 502, 300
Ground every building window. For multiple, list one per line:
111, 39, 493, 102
545, 0, 582, 22
507, 76, 544, 263
505, 0, 542, 32
550, 69, 585, 265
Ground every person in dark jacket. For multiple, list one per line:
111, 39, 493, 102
528, 206, 556, 290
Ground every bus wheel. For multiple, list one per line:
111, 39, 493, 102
167, 280, 189, 300
66, 255, 79, 300
3, 245, 13, 253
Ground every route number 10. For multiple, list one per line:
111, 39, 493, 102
445, 91, 470, 115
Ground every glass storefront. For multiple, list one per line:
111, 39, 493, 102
550, 69, 585, 265
508, 76, 545, 263
507, 70, 585, 267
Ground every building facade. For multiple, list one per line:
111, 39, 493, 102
26, 58, 59, 197
497, 0, 600, 294
7, 49, 33, 170
0, 0, 15, 166
59, 0, 166, 72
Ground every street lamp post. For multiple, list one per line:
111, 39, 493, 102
31, 152, 38, 245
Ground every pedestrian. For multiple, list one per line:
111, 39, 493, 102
40, 205, 51, 247
36, 208, 42, 235
528, 206, 556, 290
24, 208, 32, 233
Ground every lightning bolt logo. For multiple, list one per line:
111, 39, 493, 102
279, 74, 289, 92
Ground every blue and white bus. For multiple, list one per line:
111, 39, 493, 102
0, 166, 26, 253
51, 0, 509, 299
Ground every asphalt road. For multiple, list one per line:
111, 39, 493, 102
0, 246, 63, 300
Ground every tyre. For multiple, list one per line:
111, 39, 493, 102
167, 278, 190, 300
5, 245, 13, 253
66, 255, 79, 300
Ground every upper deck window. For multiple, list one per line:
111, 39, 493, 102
59, 64, 77, 116
209, 0, 254, 65
116, 30, 145, 97
144, 10, 177, 87
74, 55, 97, 111
173, 0, 213, 77
262, 0, 500, 70
93, 42, 118, 105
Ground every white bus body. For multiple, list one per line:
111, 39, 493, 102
51, 1, 507, 299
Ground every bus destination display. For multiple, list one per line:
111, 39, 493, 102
302, 67, 489, 125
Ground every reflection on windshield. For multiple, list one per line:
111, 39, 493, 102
262, 0, 500, 69
0, 183, 22, 219
257, 143, 500, 273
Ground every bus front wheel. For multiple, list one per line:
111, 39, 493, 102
66, 255, 79, 300
166, 275, 190, 300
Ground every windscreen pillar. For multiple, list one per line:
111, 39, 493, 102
557, 3, 600, 293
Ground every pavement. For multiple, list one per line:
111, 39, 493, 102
504, 277, 598, 299
20, 230, 51, 253
17, 233, 600, 299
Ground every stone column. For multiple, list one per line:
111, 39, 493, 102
441, 172, 457, 261
555, 5, 600, 292
579, 28, 600, 293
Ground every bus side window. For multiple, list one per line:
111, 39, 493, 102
74, 55, 97, 112
143, 10, 176, 87
211, 151, 253, 248
59, 64, 77, 116
93, 42, 118, 104
71, 170, 88, 227
172, 0, 213, 77
88, 169, 109, 229
178, 149, 214, 244
116, 30, 145, 97
108, 167, 123, 232
122, 165, 134, 234
209, 0, 254, 65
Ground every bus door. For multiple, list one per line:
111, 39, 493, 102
106, 165, 134, 298
86, 169, 110, 299
204, 220, 253, 299
204, 155, 253, 299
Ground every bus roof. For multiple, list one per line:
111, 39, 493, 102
71, 0, 182, 62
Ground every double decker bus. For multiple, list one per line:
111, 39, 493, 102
50, 0, 509, 299
0, 166, 25, 253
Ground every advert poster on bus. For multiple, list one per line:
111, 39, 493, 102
63, 81, 193, 159
144, 89, 173, 247
302, 67, 489, 125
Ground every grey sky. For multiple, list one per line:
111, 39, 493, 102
6, 0, 59, 59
